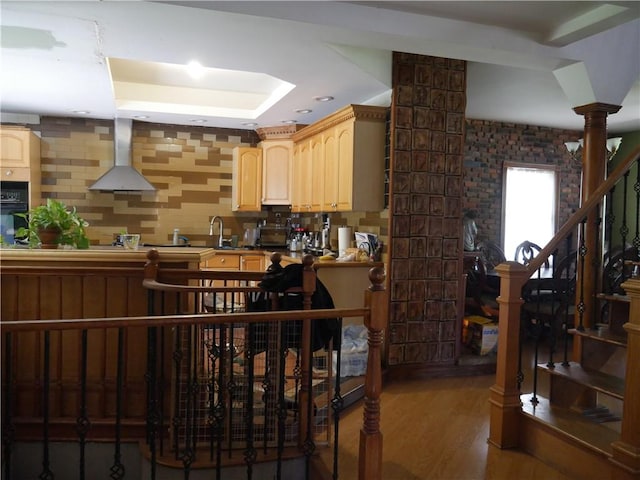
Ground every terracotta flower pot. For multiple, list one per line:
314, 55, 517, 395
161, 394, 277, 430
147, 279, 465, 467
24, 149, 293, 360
38, 227, 62, 249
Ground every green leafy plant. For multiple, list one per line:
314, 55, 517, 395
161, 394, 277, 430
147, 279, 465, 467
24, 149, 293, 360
16, 198, 90, 249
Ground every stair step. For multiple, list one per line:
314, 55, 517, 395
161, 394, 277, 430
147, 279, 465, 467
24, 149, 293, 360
596, 293, 630, 303
520, 394, 618, 457
570, 326, 627, 347
595, 293, 629, 336
579, 405, 621, 423
538, 362, 625, 400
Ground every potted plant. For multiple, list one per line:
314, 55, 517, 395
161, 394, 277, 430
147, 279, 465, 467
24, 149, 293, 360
16, 198, 90, 249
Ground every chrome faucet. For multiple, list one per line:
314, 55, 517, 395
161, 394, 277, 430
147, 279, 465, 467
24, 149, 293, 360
209, 215, 224, 247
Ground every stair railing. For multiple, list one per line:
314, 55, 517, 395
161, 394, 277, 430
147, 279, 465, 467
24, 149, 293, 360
489, 145, 640, 450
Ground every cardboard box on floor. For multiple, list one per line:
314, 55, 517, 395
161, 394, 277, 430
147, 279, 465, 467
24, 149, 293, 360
463, 316, 498, 355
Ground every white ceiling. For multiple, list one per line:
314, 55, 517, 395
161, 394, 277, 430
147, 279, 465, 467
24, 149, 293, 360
1, 1, 639, 133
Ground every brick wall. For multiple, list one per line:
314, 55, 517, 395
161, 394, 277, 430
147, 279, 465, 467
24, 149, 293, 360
463, 119, 582, 256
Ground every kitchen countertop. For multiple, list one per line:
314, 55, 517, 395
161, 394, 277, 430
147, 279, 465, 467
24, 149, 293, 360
0, 245, 217, 265
0, 245, 384, 269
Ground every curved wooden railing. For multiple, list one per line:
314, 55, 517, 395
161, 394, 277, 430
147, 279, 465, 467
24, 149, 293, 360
0, 250, 387, 480
489, 145, 640, 475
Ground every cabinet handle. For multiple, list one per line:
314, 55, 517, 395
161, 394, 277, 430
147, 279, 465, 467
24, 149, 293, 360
5, 169, 12, 176
220, 258, 225, 263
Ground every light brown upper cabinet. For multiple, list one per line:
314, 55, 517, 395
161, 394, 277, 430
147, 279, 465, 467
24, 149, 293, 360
292, 104, 387, 212
232, 147, 262, 212
292, 140, 312, 212
259, 139, 293, 205
0, 126, 41, 207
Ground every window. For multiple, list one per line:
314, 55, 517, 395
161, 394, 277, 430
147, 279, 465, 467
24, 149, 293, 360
502, 164, 558, 261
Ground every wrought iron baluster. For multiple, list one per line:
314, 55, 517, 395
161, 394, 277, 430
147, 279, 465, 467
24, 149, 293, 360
172, 325, 183, 461
577, 219, 587, 331
146, 325, 159, 480
546, 250, 558, 370
76, 329, 90, 480
331, 319, 344, 480
276, 323, 288, 480
109, 327, 126, 480
633, 161, 640, 258
606, 187, 616, 293
214, 325, 225, 480
244, 322, 257, 479
303, 322, 316, 480
181, 323, 195, 476
2, 332, 14, 480
620, 171, 630, 254
39, 331, 53, 480
562, 235, 574, 365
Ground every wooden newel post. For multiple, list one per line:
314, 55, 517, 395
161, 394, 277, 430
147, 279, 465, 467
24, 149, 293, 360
359, 267, 386, 480
611, 277, 640, 478
488, 261, 528, 449
144, 248, 160, 281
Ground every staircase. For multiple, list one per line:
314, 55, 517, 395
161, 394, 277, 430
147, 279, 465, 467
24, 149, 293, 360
488, 146, 640, 480
520, 287, 635, 479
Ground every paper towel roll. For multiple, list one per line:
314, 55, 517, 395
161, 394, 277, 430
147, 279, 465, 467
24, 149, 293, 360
338, 227, 352, 255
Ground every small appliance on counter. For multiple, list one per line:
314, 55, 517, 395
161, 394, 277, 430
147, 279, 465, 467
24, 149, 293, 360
256, 224, 289, 249
243, 227, 260, 248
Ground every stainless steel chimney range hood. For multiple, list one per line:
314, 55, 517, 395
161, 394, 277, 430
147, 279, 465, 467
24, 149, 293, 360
88, 118, 156, 192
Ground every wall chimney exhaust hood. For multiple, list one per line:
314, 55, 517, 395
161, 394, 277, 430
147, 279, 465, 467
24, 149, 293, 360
88, 118, 156, 192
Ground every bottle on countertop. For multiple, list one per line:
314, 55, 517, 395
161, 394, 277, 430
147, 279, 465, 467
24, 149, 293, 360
172, 228, 179, 245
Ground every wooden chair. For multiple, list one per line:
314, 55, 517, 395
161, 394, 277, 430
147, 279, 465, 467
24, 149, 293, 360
514, 240, 549, 268
521, 250, 577, 337
602, 245, 639, 294
476, 239, 506, 271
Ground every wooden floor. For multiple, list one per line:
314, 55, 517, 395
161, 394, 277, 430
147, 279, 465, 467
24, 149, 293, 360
317, 372, 573, 480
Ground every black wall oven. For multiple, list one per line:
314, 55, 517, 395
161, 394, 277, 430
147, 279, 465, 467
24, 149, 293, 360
0, 181, 29, 245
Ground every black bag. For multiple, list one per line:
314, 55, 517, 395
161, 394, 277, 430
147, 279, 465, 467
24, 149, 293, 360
256, 263, 341, 352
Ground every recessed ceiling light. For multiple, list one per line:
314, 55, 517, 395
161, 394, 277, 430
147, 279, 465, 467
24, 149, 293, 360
73, 110, 90, 114
295, 109, 312, 114
134, 115, 149, 119
313, 96, 334, 102
186, 60, 205, 79
241, 122, 258, 127
282, 120, 297, 124
191, 119, 207, 123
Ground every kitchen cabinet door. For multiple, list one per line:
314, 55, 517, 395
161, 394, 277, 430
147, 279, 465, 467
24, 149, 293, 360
292, 140, 312, 212
349, 115, 385, 211
322, 128, 339, 211
260, 140, 293, 205
291, 104, 386, 213
335, 121, 355, 211
0, 127, 41, 208
232, 147, 262, 212
309, 134, 324, 212
240, 254, 264, 272
1, 128, 33, 169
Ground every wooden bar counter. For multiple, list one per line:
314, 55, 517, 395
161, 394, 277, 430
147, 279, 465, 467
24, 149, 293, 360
1, 246, 218, 439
